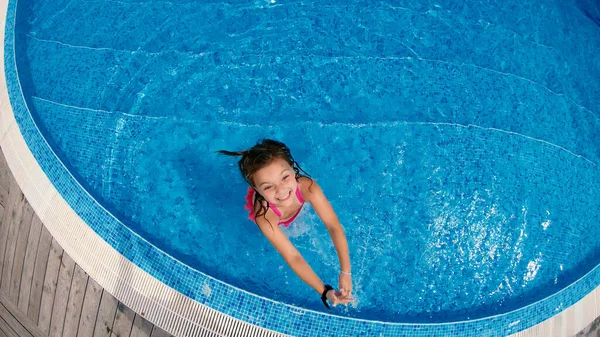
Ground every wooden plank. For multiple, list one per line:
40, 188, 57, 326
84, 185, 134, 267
0, 151, 9, 171
37, 238, 63, 334
77, 277, 103, 337
0, 189, 27, 293
0, 167, 10, 195
17, 215, 43, 314
0, 180, 24, 290
62, 265, 88, 337
0, 205, 4, 241
0, 316, 19, 337
0, 302, 33, 337
0, 151, 10, 205
130, 314, 154, 337
150, 326, 172, 337
576, 316, 600, 336
0, 290, 47, 337
93, 290, 119, 337
0, 179, 16, 265
0, 172, 8, 207
0, 179, 17, 278
27, 225, 52, 322
0, 322, 9, 337
49, 252, 75, 337
0, 188, 24, 292
8, 202, 34, 302
110, 302, 135, 337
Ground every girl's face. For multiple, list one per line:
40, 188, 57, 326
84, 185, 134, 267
252, 157, 298, 207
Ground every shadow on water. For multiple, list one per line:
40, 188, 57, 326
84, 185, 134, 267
577, 0, 600, 28
583, 11, 600, 27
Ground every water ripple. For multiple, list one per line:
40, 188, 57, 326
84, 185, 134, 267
27, 35, 599, 120
32, 96, 598, 168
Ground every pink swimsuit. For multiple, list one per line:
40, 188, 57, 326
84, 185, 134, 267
244, 186, 305, 227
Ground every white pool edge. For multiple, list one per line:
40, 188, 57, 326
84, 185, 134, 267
0, 0, 597, 336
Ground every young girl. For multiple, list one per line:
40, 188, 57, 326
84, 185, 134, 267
219, 139, 354, 309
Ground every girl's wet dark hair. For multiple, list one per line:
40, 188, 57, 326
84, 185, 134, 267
219, 139, 312, 225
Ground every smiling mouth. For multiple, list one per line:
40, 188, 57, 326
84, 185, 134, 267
277, 191, 292, 201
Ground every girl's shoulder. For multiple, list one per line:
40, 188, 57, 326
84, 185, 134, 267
298, 176, 320, 200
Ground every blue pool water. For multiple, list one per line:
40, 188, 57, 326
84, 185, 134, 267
11, 0, 600, 325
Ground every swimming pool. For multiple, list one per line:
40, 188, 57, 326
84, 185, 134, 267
4, 0, 600, 335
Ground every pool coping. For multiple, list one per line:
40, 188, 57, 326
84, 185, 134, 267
1, 0, 598, 336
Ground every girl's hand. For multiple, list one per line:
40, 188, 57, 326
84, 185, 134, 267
339, 272, 353, 298
326, 288, 354, 306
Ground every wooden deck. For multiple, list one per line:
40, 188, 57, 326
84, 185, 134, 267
0, 147, 174, 337
0, 143, 598, 337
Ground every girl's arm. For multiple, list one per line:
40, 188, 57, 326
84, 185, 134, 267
256, 212, 327, 294
301, 179, 351, 274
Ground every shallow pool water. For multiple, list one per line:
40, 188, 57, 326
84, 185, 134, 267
14, 0, 600, 322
